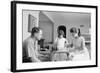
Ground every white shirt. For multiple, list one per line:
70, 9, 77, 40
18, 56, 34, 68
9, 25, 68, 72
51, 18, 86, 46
23, 36, 40, 62
54, 37, 68, 51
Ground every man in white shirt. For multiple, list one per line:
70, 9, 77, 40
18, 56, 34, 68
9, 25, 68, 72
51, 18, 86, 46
23, 27, 43, 62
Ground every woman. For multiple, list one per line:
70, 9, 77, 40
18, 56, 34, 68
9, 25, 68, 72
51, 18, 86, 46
69, 27, 90, 61
23, 27, 43, 62
52, 30, 69, 61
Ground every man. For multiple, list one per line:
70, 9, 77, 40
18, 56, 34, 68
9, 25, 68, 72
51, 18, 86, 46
23, 27, 43, 62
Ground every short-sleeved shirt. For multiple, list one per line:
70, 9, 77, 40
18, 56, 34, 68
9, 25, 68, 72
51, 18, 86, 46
54, 37, 68, 50
23, 36, 38, 59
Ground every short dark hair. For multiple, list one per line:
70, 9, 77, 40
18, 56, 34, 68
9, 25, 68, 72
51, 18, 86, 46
70, 27, 81, 36
31, 27, 41, 36
58, 30, 65, 37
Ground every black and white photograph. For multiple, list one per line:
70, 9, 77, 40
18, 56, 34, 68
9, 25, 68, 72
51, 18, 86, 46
22, 10, 91, 62
11, 1, 98, 72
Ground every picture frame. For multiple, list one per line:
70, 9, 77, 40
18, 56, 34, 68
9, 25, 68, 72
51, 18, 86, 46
11, 1, 98, 72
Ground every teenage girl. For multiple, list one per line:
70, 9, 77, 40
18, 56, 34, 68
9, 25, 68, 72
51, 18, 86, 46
52, 30, 69, 61
69, 27, 90, 61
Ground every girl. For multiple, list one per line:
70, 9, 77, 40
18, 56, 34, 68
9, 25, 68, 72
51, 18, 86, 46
69, 27, 90, 61
52, 30, 69, 61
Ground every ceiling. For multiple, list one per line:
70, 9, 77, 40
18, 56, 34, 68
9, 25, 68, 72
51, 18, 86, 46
42, 11, 91, 26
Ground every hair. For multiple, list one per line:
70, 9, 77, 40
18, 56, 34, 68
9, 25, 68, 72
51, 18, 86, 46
31, 27, 41, 36
58, 30, 65, 38
70, 27, 81, 36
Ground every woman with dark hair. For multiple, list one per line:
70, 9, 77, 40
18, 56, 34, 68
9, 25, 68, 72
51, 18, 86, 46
52, 30, 69, 61
23, 27, 43, 62
69, 27, 90, 61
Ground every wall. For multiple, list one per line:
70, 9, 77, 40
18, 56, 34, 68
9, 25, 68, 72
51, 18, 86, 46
39, 12, 54, 43
23, 10, 91, 43
44, 12, 91, 43
23, 10, 39, 41
39, 21, 54, 43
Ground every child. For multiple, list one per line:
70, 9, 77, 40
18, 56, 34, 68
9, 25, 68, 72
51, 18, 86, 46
52, 30, 69, 61
69, 27, 90, 61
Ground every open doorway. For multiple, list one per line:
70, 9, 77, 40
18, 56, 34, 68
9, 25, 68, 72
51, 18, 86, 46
58, 25, 66, 38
